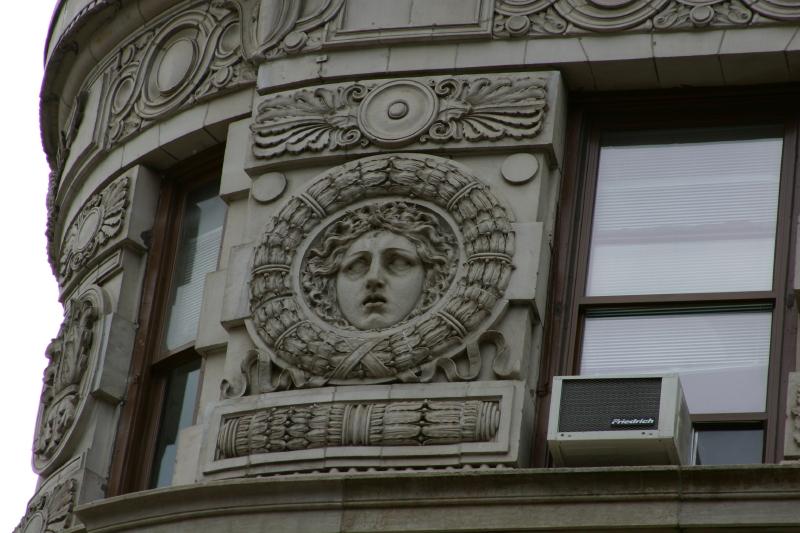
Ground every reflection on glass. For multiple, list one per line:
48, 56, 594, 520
587, 132, 782, 296
164, 183, 226, 351
580, 310, 771, 414
150, 359, 201, 488
694, 428, 763, 465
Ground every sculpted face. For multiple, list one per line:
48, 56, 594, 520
336, 230, 425, 330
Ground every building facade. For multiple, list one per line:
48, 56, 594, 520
19, 0, 800, 531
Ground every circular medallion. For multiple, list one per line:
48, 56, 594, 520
110, 76, 135, 115
248, 154, 515, 386
21, 513, 45, 533
501, 153, 539, 184
155, 38, 197, 95
357, 80, 438, 147
554, 0, 669, 31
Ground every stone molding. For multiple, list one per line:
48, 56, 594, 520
231, 153, 515, 394
33, 287, 104, 475
13, 478, 76, 533
787, 372, 800, 460
77, 465, 800, 532
217, 399, 500, 459
251, 76, 548, 160
57, 176, 129, 286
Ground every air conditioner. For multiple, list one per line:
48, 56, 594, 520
547, 374, 692, 467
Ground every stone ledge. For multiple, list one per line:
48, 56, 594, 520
77, 465, 800, 532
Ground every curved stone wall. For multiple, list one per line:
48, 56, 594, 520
22, 0, 800, 531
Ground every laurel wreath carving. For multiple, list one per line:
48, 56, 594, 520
240, 154, 514, 392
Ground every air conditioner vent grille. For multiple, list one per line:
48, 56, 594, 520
558, 377, 661, 432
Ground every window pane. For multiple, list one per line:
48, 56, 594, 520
694, 428, 763, 465
164, 183, 226, 351
586, 133, 782, 296
580, 310, 771, 414
150, 359, 201, 488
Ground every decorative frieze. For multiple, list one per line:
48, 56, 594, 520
232, 153, 514, 393
99, 1, 254, 148
58, 176, 129, 284
493, 0, 800, 35
217, 399, 500, 459
33, 290, 100, 474
13, 479, 76, 533
251, 76, 547, 159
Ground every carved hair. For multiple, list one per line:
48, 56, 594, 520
302, 202, 457, 328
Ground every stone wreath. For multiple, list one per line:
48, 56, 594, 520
246, 153, 515, 388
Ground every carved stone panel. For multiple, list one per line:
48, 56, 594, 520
58, 176, 129, 285
250, 75, 548, 164
217, 398, 500, 458
492, 0, 796, 35
13, 479, 76, 533
33, 288, 104, 474
98, 1, 254, 149
231, 154, 515, 394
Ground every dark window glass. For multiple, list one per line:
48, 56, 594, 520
694, 428, 764, 465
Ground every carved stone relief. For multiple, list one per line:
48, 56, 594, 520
226, 154, 514, 395
493, 0, 797, 34
251, 76, 548, 159
33, 290, 101, 474
99, 1, 254, 148
58, 176, 129, 285
217, 399, 500, 458
791, 377, 800, 448
13, 479, 76, 533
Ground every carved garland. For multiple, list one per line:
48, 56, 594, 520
251, 76, 548, 159
233, 154, 514, 394
58, 176, 129, 284
217, 399, 500, 458
33, 293, 99, 473
14, 479, 76, 533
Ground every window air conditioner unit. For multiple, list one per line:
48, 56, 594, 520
547, 374, 692, 467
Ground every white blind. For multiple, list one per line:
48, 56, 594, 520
581, 310, 771, 414
164, 187, 226, 352
587, 136, 782, 296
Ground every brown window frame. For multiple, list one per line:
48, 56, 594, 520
108, 148, 224, 495
535, 88, 800, 467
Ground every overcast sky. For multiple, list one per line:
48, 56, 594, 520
1, 3, 69, 529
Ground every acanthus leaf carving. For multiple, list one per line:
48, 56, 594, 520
251, 76, 548, 160
58, 176, 129, 284
14, 479, 77, 533
654, 1, 752, 29
33, 293, 99, 473
216, 398, 500, 459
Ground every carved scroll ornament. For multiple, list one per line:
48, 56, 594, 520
251, 76, 548, 159
792, 384, 800, 448
58, 176, 129, 284
33, 292, 99, 473
493, 0, 799, 34
217, 399, 500, 458
101, 1, 254, 147
227, 154, 514, 394
14, 479, 76, 533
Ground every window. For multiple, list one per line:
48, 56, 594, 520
539, 92, 799, 466
109, 151, 226, 493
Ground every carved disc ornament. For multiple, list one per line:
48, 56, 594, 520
248, 154, 515, 388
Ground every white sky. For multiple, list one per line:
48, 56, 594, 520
0, 3, 69, 529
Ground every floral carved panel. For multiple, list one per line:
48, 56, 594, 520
251, 76, 548, 160
58, 176, 129, 285
226, 154, 515, 395
33, 288, 103, 474
98, 1, 255, 148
